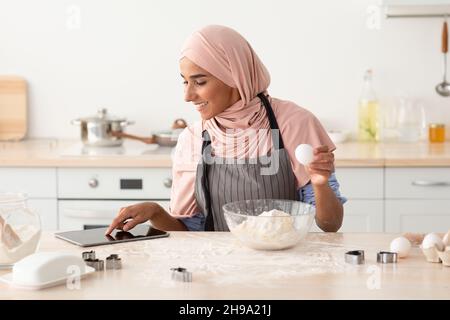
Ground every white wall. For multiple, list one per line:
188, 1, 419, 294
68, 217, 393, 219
1, 0, 449, 139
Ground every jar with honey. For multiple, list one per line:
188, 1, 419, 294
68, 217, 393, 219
428, 123, 446, 143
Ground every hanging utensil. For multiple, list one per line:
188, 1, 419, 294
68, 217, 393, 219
436, 19, 450, 97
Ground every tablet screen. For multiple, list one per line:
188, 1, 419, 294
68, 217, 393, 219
54, 224, 169, 247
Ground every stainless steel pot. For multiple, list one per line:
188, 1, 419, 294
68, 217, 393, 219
71, 108, 134, 147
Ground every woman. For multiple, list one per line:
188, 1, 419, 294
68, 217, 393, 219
105, 25, 346, 235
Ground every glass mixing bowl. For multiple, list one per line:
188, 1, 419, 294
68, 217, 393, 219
0, 193, 41, 268
223, 199, 316, 250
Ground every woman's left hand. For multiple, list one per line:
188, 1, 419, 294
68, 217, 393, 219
305, 145, 335, 186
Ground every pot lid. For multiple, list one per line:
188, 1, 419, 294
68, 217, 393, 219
78, 108, 126, 123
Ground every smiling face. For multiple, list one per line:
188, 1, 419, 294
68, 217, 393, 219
180, 57, 240, 120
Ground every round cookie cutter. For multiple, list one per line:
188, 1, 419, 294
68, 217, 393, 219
377, 251, 398, 264
345, 250, 365, 265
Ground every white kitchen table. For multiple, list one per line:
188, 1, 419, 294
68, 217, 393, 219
0, 232, 448, 300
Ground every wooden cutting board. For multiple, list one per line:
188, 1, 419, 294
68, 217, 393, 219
0, 76, 27, 141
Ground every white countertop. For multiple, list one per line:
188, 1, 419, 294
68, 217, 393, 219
0, 231, 449, 299
2, 139, 450, 167
0, 139, 174, 167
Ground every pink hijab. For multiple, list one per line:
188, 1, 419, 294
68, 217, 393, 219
170, 25, 335, 218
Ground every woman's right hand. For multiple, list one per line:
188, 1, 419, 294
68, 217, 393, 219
104, 202, 161, 235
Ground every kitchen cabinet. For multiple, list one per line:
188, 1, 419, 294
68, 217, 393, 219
0, 168, 58, 231
336, 168, 384, 232
0, 168, 57, 197
310, 168, 384, 232
385, 167, 450, 199
385, 167, 450, 233
385, 199, 450, 233
338, 199, 384, 232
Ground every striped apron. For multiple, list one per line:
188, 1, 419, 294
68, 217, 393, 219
194, 93, 298, 231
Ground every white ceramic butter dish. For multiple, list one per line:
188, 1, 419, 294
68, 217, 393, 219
0, 251, 95, 290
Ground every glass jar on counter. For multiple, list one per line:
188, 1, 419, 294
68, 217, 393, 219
428, 123, 446, 143
396, 97, 426, 142
0, 193, 41, 268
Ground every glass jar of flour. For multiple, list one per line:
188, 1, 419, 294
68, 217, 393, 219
0, 193, 41, 268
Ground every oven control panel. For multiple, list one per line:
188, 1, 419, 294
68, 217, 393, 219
57, 168, 172, 199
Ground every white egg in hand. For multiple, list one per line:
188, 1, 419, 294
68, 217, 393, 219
390, 236, 412, 258
422, 233, 445, 251
295, 144, 314, 165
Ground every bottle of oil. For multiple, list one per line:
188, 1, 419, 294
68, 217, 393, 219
358, 69, 380, 142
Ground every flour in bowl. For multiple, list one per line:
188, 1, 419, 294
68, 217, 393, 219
0, 225, 41, 265
230, 209, 302, 250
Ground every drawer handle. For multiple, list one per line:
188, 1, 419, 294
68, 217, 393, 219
163, 178, 172, 188
411, 180, 450, 187
88, 178, 99, 188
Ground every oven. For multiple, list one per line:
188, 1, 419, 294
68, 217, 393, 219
57, 168, 172, 231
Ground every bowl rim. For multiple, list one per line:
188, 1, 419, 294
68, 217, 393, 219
222, 198, 316, 219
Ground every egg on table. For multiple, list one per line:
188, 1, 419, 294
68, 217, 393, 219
422, 233, 445, 251
390, 236, 412, 258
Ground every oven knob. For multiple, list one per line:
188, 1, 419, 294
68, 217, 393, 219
163, 178, 172, 188
88, 178, 99, 188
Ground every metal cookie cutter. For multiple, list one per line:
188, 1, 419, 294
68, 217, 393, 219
170, 267, 192, 282
85, 258, 104, 271
106, 254, 122, 270
82, 250, 96, 260
377, 251, 398, 264
345, 250, 365, 265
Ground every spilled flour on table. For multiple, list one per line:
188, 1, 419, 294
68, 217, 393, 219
100, 233, 362, 288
